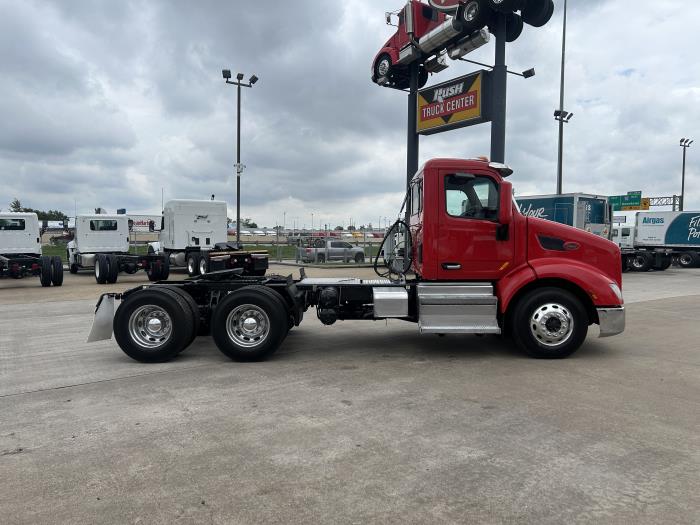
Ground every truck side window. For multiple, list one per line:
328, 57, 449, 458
445, 174, 499, 221
0, 219, 25, 230
622, 228, 630, 237
411, 180, 422, 216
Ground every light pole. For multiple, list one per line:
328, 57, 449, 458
680, 138, 693, 211
222, 69, 258, 244
555, 0, 569, 195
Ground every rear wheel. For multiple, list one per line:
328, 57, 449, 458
460, 0, 488, 32
107, 254, 119, 283
653, 255, 672, 271
678, 251, 699, 268
39, 256, 53, 287
522, 0, 554, 27
487, 0, 525, 12
510, 287, 588, 359
316, 254, 325, 264
630, 252, 653, 272
113, 288, 193, 362
94, 254, 108, 284
199, 255, 209, 276
158, 285, 201, 348
505, 12, 524, 42
51, 256, 63, 286
212, 286, 288, 362
187, 253, 200, 277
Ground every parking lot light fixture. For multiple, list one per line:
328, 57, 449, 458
223, 70, 259, 244
680, 138, 693, 211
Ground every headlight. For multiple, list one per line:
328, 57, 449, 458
609, 283, 623, 303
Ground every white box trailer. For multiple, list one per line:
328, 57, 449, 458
0, 212, 63, 286
67, 215, 169, 284
149, 200, 268, 277
613, 211, 700, 271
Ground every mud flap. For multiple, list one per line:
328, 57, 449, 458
87, 295, 116, 342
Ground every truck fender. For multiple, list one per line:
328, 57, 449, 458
148, 242, 161, 255
530, 258, 622, 307
495, 264, 537, 314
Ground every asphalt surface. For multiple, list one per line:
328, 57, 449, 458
1, 267, 699, 524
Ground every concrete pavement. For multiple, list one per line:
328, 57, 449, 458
0, 269, 699, 524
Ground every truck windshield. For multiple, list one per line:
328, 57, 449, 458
0, 218, 25, 230
90, 220, 118, 231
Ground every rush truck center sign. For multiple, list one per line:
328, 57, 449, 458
417, 71, 491, 135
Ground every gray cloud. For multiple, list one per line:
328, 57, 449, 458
0, 0, 698, 225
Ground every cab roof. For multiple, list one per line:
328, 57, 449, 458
420, 158, 513, 177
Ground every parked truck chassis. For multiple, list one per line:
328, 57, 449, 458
0, 253, 64, 287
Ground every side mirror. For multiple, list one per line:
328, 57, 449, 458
499, 181, 513, 225
148, 220, 155, 232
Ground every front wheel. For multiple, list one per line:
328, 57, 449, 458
510, 287, 588, 359
211, 286, 288, 362
374, 54, 392, 82
630, 252, 653, 272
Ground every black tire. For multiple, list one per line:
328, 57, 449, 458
158, 285, 200, 348
146, 260, 162, 282
653, 255, 672, 271
199, 255, 209, 276
124, 263, 138, 274
678, 251, 699, 268
505, 12, 524, 42
316, 254, 325, 264
107, 254, 119, 284
522, 0, 554, 27
51, 256, 64, 286
621, 254, 630, 273
354, 253, 365, 264
187, 253, 200, 277
418, 67, 429, 89
95, 254, 108, 284
113, 288, 193, 363
211, 285, 288, 362
510, 287, 588, 359
630, 252, 653, 272
374, 53, 392, 82
459, 0, 488, 33
67, 250, 78, 274
39, 255, 53, 287
159, 256, 170, 280
487, 0, 525, 13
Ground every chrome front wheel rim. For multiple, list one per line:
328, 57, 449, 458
530, 303, 574, 347
225, 304, 270, 348
128, 305, 173, 349
464, 1, 480, 22
377, 59, 391, 77
199, 258, 207, 275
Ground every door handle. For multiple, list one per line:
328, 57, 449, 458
442, 263, 462, 270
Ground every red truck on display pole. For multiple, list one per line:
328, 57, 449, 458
88, 158, 625, 363
372, 0, 553, 89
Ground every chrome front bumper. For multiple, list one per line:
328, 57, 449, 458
597, 307, 625, 337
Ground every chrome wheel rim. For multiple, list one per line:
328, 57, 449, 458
199, 258, 207, 275
95, 260, 101, 278
632, 256, 646, 269
225, 304, 270, 348
188, 258, 196, 274
530, 303, 574, 347
128, 305, 172, 348
679, 254, 691, 265
464, 1, 479, 22
377, 59, 391, 77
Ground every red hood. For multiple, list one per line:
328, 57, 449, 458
526, 217, 622, 288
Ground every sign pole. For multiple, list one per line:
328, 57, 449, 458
406, 61, 420, 220
490, 13, 507, 163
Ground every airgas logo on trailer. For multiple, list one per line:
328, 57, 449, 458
642, 217, 664, 225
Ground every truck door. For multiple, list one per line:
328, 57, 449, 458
437, 171, 514, 280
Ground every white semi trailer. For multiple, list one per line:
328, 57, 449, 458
67, 214, 169, 284
612, 211, 700, 271
148, 200, 268, 277
0, 212, 63, 286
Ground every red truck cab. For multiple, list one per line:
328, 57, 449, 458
409, 158, 625, 357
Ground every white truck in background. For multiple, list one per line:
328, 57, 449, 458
148, 200, 268, 277
0, 212, 63, 287
67, 215, 170, 284
612, 211, 700, 271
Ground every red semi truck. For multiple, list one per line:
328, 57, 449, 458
89, 158, 625, 363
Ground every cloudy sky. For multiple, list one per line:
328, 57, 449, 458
1, 0, 698, 228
